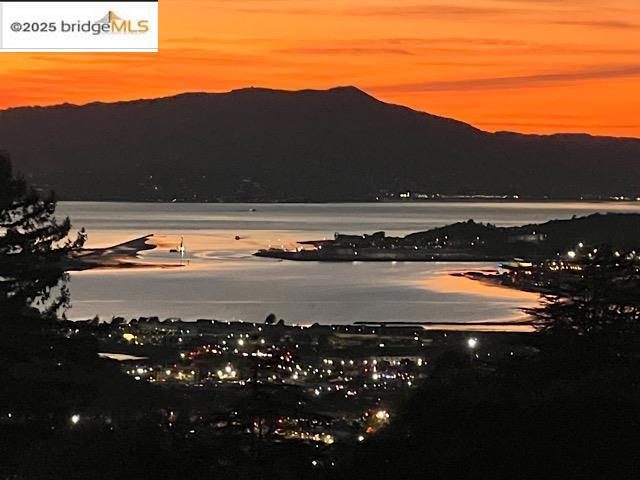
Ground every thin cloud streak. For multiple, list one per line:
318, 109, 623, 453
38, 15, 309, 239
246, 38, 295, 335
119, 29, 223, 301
375, 65, 640, 92
275, 47, 415, 56
551, 19, 638, 29
237, 4, 523, 17
345, 4, 514, 16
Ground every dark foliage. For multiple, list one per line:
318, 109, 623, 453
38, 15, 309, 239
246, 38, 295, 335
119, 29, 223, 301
525, 247, 640, 338
338, 350, 640, 480
0, 151, 85, 319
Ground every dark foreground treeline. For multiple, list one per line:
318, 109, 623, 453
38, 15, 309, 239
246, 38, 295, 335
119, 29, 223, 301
0, 313, 329, 480
337, 339, 640, 480
3, 317, 639, 480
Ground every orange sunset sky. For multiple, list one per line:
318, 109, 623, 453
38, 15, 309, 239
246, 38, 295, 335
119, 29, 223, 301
1, 0, 639, 136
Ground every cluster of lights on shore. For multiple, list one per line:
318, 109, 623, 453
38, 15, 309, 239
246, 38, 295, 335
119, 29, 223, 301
41, 314, 547, 457
565, 242, 630, 262
109, 323, 431, 446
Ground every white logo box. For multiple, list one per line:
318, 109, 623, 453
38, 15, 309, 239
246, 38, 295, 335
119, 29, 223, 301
0, 1, 158, 52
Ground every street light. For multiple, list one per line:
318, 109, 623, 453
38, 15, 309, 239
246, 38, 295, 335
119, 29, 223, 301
70, 414, 80, 425
467, 338, 478, 349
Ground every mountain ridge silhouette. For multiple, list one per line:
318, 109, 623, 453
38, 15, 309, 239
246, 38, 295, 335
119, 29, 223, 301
1, 86, 638, 201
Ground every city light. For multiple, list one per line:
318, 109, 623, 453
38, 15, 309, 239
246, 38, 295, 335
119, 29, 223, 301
467, 338, 478, 349
375, 410, 390, 420
54, 315, 431, 454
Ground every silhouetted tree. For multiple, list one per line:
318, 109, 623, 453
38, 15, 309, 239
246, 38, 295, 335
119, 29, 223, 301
525, 246, 640, 341
0, 152, 85, 319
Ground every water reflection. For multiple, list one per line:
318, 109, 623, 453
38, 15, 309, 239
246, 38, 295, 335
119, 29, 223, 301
59, 201, 640, 324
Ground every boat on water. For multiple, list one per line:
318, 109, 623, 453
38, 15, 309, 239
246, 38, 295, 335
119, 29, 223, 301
169, 236, 186, 257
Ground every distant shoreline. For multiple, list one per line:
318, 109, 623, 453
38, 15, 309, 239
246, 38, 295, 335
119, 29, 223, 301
70, 316, 534, 333
56, 199, 640, 205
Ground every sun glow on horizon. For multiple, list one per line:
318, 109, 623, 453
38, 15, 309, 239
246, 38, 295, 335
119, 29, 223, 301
1, 0, 639, 136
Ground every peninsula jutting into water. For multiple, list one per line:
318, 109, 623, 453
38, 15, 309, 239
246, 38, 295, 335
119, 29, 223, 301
255, 212, 640, 262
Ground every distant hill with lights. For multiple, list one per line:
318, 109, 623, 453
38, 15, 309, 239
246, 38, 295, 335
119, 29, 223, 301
1, 86, 639, 201
406, 212, 640, 250
256, 213, 640, 262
